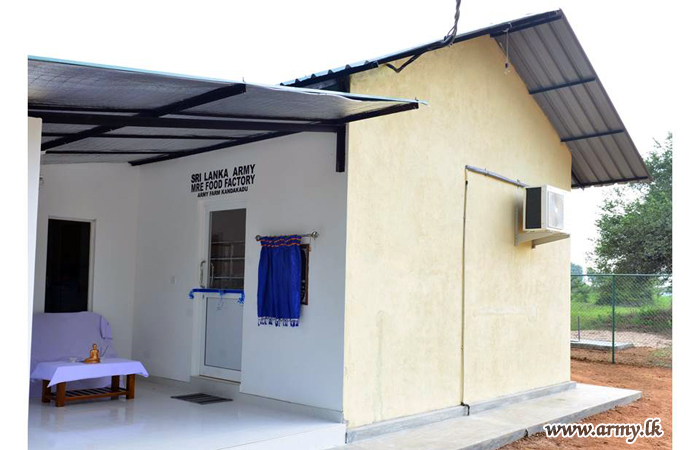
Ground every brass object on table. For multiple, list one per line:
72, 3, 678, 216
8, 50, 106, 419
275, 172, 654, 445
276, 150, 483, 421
83, 343, 101, 364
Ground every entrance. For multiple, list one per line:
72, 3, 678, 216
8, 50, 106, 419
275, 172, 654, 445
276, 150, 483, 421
44, 218, 93, 313
198, 203, 246, 381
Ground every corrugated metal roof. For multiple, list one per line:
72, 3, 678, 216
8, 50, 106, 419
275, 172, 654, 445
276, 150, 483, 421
492, 15, 649, 187
282, 10, 650, 188
29, 57, 423, 165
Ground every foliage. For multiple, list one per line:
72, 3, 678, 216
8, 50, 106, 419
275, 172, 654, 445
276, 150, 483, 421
591, 134, 672, 274
591, 276, 658, 306
571, 293, 672, 333
571, 264, 593, 303
570, 263, 584, 275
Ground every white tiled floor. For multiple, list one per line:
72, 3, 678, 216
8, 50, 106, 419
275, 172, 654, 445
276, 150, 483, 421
28, 379, 345, 450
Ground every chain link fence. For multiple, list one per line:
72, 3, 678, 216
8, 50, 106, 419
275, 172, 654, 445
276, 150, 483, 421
571, 274, 672, 367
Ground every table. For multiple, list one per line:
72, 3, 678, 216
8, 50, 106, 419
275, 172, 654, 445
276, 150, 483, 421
30, 358, 149, 407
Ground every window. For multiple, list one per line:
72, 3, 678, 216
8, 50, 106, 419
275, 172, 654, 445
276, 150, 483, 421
208, 209, 246, 289
300, 244, 310, 305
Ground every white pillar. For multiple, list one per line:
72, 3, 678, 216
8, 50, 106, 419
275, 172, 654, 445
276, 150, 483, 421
28, 118, 42, 312
27, 117, 42, 377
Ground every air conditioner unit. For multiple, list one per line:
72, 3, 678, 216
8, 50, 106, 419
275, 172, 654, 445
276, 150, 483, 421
523, 185, 567, 233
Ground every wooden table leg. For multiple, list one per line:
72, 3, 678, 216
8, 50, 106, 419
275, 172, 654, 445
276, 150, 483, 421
41, 380, 51, 403
126, 374, 135, 400
111, 375, 121, 400
55, 382, 66, 407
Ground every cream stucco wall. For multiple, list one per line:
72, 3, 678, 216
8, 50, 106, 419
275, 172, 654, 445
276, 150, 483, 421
344, 35, 571, 427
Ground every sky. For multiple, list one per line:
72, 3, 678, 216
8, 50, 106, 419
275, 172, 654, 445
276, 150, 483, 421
20, 0, 680, 268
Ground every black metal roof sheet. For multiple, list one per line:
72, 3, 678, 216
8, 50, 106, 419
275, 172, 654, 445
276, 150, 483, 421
282, 10, 650, 188
29, 57, 423, 165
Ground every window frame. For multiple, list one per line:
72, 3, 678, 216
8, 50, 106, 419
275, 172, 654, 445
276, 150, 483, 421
300, 243, 310, 305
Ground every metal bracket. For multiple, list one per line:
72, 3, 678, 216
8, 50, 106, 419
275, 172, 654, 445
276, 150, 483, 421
515, 207, 570, 248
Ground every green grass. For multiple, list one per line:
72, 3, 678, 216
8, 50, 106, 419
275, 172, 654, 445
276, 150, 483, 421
651, 345, 673, 368
571, 296, 672, 333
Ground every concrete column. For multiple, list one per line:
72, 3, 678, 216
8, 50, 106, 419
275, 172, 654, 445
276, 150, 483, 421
28, 117, 42, 364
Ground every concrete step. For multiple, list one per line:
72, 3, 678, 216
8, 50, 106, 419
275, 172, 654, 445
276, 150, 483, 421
571, 339, 634, 351
337, 383, 641, 450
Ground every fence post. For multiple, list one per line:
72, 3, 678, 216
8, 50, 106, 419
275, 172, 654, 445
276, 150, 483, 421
611, 275, 616, 364
577, 316, 581, 341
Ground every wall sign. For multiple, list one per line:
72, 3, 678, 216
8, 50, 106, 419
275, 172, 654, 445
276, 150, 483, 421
190, 164, 256, 198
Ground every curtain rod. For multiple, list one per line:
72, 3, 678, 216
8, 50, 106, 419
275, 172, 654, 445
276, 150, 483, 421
255, 231, 319, 241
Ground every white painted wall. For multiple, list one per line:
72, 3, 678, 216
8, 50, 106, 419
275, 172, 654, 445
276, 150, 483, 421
33, 133, 346, 411
28, 118, 42, 333
131, 133, 347, 411
33, 164, 139, 358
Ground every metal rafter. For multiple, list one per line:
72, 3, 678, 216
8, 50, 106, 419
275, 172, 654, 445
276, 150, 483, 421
28, 103, 340, 124
329, 102, 419, 125
130, 131, 297, 166
38, 84, 247, 151
32, 112, 341, 133
41, 132, 243, 140
44, 151, 170, 155
561, 129, 625, 143
528, 77, 596, 95
575, 176, 650, 188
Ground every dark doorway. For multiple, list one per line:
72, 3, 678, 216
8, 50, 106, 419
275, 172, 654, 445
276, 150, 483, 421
45, 219, 91, 313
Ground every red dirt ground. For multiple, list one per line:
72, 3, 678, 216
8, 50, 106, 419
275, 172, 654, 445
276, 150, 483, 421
501, 359, 672, 449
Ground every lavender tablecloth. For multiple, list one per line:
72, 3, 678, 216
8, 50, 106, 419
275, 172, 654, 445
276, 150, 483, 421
30, 358, 149, 388
30, 312, 119, 397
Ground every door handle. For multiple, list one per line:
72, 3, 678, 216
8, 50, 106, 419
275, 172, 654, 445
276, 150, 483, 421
199, 260, 206, 288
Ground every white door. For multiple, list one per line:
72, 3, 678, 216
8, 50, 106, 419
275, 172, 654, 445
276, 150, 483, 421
198, 202, 246, 381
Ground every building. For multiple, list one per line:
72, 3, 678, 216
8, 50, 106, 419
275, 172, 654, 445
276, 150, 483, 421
27, 9, 649, 450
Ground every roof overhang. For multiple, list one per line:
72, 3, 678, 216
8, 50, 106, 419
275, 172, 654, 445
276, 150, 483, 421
282, 10, 651, 189
28, 57, 423, 166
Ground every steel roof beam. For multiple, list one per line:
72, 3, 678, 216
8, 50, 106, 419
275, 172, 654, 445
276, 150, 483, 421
41, 132, 244, 140
127, 103, 417, 167
561, 129, 624, 143
29, 104, 338, 124
574, 176, 650, 188
130, 131, 297, 166
32, 112, 341, 133
39, 84, 247, 151
330, 102, 419, 125
29, 104, 145, 114
528, 77, 596, 95
44, 151, 170, 155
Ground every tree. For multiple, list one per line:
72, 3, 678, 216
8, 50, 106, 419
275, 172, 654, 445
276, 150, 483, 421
591, 134, 672, 275
570, 263, 591, 302
571, 263, 584, 275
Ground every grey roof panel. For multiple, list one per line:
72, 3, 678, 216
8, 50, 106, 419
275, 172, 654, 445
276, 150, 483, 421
494, 16, 650, 187
282, 9, 650, 188
29, 57, 423, 165
105, 126, 260, 139
181, 84, 414, 121
29, 59, 222, 111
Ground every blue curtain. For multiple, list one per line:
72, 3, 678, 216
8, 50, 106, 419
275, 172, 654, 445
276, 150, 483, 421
257, 235, 302, 327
